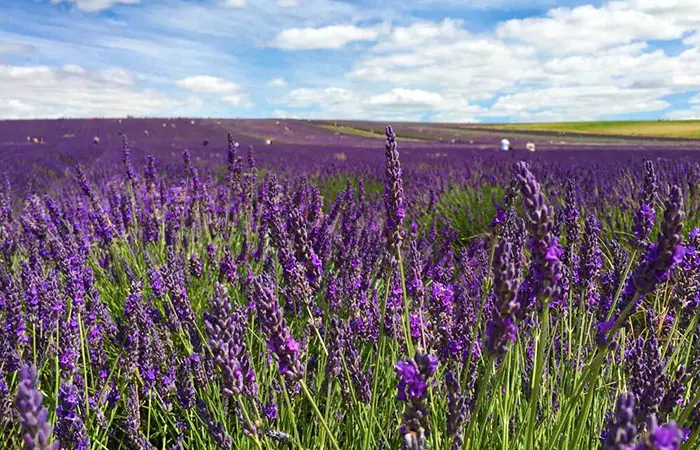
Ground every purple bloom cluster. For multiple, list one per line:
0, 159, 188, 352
1, 119, 699, 449
396, 351, 438, 450
15, 365, 59, 450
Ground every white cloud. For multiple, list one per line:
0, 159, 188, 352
664, 92, 700, 119
62, 64, 86, 74
268, 77, 287, 87
222, 94, 249, 106
350, 31, 537, 100
0, 41, 31, 54
496, 0, 700, 55
96, 67, 133, 85
275, 87, 355, 108
684, 31, 700, 47
177, 75, 242, 94
486, 85, 671, 121
176, 75, 251, 107
368, 88, 446, 109
221, 0, 246, 7
277, 0, 300, 6
273, 86, 479, 121
51, 0, 139, 12
271, 24, 387, 50
373, 19, 468, 52
0, 64, 190, 119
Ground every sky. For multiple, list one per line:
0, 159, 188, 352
1, 0, 700, 122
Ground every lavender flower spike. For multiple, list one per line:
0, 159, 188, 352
601, 392, 636, 450
204, 283, 257, 398
384, 125, 406, 257
396, 351, 438, 450
486, 236, 520, 356
515, 161, 564, 304
633, 415, 682, 450
620, 185, 685, 313
15, 365, 59, 450
250, 274, 304, 387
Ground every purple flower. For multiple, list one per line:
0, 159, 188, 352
633, 415, 682, 450
264, 399, 278, 422
486, 235, 520, 357
595, 317, 616, 349
601, 392, 636, 450
55, 382, 89, 450
383, 125, 405, 258
15, 365, 59, 450
620, 186, 684, 314
250, 274, 304, 388
516, 162, 564, 305
396, 352, 438, 450
204, 284, 257, 398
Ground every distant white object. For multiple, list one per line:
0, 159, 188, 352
162, 123, 166, 128
191, 120, 195, 125
26, 136, 31, 142
526, 142, 536, 152
144, 130, 149, 136
500, 138, 510, 152
265, 138, 272, 145
171, 123, 176, 128
93, 136, 100, 144
118, 119, 122, 124
276, 121, 280, 125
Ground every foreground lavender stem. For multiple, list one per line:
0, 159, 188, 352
515, 161, 563, 305
601, 392, 636, 450
617, 186, 685, 317
15, 365, 59, 450
250, 274, 304, 388
396, 351, 438, 450
384, 125, 405, 258
485, 235, 520, 356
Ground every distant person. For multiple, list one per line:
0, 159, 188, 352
500, 138, 514, 158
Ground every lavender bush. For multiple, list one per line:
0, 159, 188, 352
0, 120, 699, 449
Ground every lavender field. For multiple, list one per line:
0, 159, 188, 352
2, 118, 700, 450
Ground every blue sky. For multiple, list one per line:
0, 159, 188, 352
1, 0, 700, 122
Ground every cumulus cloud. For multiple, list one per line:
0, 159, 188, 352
272, 86, 480, 121
221, 0, 246, 7
350, 31, 536, 100
0, 64, 191, 119
268, 77, 287, 87
62, 64, 86, 74
271, 24, 388, 50
338, 6, 700, 121
177, 75, 251, 107
372, 19, 468, 52
684, 31, 700, 47
496, 0, 700, 55
51, 0, 139, 13
177, 75, 242, 94
274, 87, 355, 108
486, 86, 671, 121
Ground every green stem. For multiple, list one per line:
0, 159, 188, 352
300, 380, 341, 450
525, 304, 550, 450
463, 356, 495, 449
